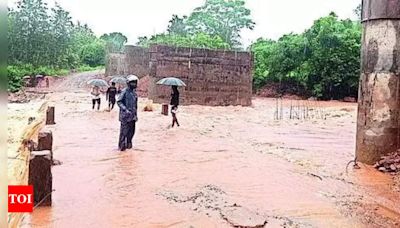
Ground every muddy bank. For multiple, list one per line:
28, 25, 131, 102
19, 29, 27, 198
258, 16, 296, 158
7, 101, 48, 227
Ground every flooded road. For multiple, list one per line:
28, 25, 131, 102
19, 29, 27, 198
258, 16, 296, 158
20, 73, 400, 227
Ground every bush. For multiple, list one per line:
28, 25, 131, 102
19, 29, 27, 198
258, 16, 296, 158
7, 65, 30, 92
251, 14, 361, 100
77, 65, 104, 72
80, 40, 106, 67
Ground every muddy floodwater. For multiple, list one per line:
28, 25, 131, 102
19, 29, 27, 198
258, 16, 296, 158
18, 73, 400, 228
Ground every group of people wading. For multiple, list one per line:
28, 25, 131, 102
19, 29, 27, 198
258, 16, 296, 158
90, 75, 180, 151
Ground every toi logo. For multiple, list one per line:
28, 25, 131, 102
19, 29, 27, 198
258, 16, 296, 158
8, 185, 34, 213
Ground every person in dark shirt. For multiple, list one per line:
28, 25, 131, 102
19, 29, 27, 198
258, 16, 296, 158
170, 86, 179, 106
117, 75, 138, 151
106, 82, 118, 110
170, 86, 180, 127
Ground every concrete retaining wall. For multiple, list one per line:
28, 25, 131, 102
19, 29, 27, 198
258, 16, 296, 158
148, 45, 253, 106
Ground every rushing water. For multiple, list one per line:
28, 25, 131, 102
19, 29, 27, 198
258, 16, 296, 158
20, 90, 400, 227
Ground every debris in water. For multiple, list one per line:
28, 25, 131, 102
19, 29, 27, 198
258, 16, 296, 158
307, 172, 323, 180
221, 206, 267, 228
374, 151, 400, 173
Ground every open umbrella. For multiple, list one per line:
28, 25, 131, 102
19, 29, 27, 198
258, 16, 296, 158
110, 76, 127, 84
87, 79, 109, 87
156, 77, 186, 87
127, 75, 139, 82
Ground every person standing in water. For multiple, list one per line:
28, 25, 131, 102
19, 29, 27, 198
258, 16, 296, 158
106, 82, 118, 110
117, 75, 139, 151
170, 85, 180, 127
171, 105, 179, 127
91, 85, 101, 110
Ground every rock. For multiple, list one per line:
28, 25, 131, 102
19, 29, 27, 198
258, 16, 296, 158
378, 167, 387, 172
376, 152, 400, 173
52, 159, 62, 166
221, 206, 267, 228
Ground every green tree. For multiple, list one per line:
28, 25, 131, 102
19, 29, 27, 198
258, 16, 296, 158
71, 23, 106, 67
8, 8, 17, 63
50, 3, 73, 68
7, 1, 113, 91
250, 39, 275, 88
80, 39, 106, 67
10, 0, 51, 66
167, 15, 188, 36
251, 12, 362, 99
354, 4, 362, 20
100, 32, 128, 53
137, 0, 255, 49
186, 0, 255, 47
251, 34, 309, 94
137, 33, 230, 50
136, 36, 149, 46
304, 14, 361, 99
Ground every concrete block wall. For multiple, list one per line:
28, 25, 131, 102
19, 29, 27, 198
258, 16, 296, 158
105, 53, 126, 76
105, 46, 149, 77
148, 45, 253, 106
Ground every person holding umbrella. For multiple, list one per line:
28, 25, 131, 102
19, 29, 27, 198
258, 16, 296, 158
110, 76, 127, 95
87, 79, 109, 111
106, 82, 118, 110
117, 75, 139, 151
170, 86, 180, 127
91, 85, 101, 110
156, 77, 186, 128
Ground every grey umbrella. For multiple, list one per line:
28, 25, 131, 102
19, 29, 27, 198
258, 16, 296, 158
87, 79, 109, 87
110, 76, 127, 84
156, 77, 186, 87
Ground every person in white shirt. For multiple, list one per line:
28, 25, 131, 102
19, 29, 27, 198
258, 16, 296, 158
91, 86, 101, 110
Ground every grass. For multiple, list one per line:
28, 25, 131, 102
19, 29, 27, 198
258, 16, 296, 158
77, 65, 104, 72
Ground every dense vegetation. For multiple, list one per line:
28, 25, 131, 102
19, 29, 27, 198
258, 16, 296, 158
251, 13, 362, 99
138, 1, 362, 100
8, 0, 126, 92
9, 0, 362, 100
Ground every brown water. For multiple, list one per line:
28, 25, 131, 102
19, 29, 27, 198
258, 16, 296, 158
19, 73, 400, 228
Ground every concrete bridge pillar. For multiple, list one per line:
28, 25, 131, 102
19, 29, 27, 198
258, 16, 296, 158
356, 0, 400, 164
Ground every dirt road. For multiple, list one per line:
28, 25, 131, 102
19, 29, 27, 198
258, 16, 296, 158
20, 71, 400, 227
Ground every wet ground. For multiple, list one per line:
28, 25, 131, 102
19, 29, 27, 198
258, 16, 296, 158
19, 72, 400, 228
